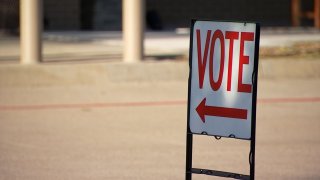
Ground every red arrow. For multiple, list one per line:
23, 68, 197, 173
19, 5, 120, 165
196, 98, 248, 123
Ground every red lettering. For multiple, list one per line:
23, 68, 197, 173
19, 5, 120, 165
225, 31, 239, 91
196, 29, 255, 93
209, 30, 225, 91
197, 29, 212, 89
238, 32, 254, 93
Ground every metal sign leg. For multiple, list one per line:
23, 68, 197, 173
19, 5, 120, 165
185, 133, 193, 180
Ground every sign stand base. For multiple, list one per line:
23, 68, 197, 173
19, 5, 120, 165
185, 133, 255, 180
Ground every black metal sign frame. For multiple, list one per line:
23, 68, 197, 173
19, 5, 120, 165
185, 19, 260, 180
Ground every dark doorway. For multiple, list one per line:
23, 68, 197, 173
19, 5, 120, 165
80, 0, 96, 30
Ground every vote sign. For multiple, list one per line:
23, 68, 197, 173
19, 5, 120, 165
188, 20, 260, 139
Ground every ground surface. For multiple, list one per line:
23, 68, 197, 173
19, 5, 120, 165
1, 29, 320, 180
0, 77, 319, 180
1, 30, 320, 63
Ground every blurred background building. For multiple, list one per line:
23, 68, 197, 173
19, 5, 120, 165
0, 0, 319, 33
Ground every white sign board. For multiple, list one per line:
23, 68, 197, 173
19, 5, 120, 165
188, 20, 259, 139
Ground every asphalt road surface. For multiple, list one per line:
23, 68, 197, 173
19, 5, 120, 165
0, 78, 319, 180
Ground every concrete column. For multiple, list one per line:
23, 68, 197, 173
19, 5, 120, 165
20, 0, 42, 64
122, 0, 144, 63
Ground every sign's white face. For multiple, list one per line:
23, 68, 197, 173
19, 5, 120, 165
189, 21, 257, 139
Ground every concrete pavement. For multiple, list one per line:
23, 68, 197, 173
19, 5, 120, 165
0, 28, 320, 62
0, 77, 319, 179
0, 28, 320, 180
